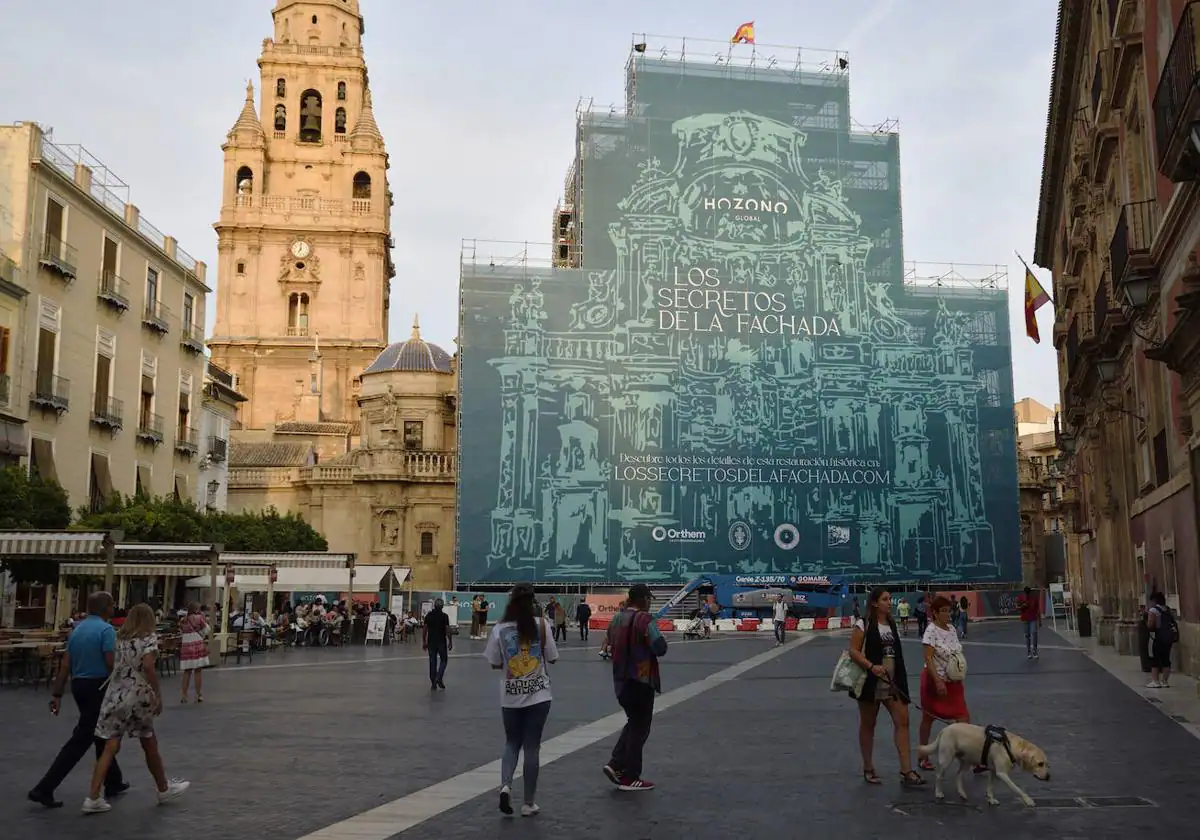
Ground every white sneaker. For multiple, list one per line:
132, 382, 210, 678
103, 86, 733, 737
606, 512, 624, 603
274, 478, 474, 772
81, 797, 110, 814
1145, 680, 1162, 689
157, 779, 190, 804
521, 803, 540, 817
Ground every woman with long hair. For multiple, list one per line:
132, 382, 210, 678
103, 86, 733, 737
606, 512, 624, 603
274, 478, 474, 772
917, 595, 974, 771
178, 602, 209, 703
83, 603, 189, 813
483, 583, 558, 817
846, 587, 924, 787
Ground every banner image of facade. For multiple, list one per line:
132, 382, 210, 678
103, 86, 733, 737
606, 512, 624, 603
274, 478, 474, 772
458, 38, 1019, 586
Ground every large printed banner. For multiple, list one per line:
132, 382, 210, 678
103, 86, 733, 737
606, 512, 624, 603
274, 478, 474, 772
457, 54, 1019, 586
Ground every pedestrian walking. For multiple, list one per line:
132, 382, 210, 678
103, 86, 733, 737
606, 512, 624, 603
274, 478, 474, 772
1146, 591, 1178, 688
898, 598, 911, 636
602, 584, 667, 792
773, 594, 788, 645
178, 603, 209, 703
83, 604, 189, 813
423, 598, 452, 690
576, 599, 592, 642
470, 594, 486, 639
485, 583, 558, 817
957, 595, 970, 638
914, 595, 928, 638
552, 597, 568, 642
916, 596, 980, 773
28, 591, 128, 809
846, 587, 924, 788
1018, 586, 1042, 659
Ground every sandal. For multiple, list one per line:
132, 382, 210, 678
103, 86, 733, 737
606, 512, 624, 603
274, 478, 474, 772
901, 771, 926, 787
863, 768, 882, 785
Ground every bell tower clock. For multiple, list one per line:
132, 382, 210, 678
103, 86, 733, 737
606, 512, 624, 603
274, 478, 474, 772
208, 0, 393, 430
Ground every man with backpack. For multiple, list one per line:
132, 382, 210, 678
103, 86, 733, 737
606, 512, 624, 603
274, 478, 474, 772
1146, 591, 1178, 689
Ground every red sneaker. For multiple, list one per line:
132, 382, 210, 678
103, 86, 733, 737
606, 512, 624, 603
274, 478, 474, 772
618, 778, 655, 792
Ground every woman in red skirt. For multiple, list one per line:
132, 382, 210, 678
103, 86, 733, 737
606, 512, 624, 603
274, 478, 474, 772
917, 595, 971, 771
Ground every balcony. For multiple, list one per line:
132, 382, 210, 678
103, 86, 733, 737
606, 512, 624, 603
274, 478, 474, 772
0, 373, 9, 408
1112, 0, 1142, 40
97, 270, 130, 313
1110, 198, 1160, 297
207, 362, 235, 390
90, 396, 124, 432
180, 321, 205, 354
1154, 1, 1200, 180
207, 435, 228, 462
174, 425, 199, 457
286, 325, 309, 337
1095, 273, 1128, 351
1110, 1, 1144, 105
38, 235, 77, 281
30, 375, 69, 413
142, 300, 171, 335
1065, 310, 1097, 384
137, 412, 164, 445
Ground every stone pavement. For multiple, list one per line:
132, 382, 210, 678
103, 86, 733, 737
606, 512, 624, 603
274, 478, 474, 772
1, 622, 1197, 840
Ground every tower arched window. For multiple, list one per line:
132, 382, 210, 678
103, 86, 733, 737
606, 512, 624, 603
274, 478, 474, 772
337, 81, 347, 101
274, 104, 286, 132
335, 108, 347, 134
276, 78, 286, 98
353, 171, 372, 199
288, 292, 310, 335
299, 89, 323, 143
235, 166, 254, 202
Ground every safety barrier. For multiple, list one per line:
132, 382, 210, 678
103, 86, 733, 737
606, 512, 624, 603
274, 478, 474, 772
589, 615, 857, 633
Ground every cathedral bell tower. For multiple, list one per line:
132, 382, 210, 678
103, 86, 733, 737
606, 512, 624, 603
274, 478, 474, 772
209, 0, 394, 429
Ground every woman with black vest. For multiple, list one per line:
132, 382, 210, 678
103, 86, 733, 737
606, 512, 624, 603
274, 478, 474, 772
846, 587, 924, 787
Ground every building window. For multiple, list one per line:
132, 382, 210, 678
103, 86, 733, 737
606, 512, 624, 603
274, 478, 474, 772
135, 464, 152, 498
140, 368, 156, 432
403, 420, 423, 450
29, 438, 57, 484
146, 266, 159, 306
420, 531, 434, 556
1152, 429, 1169, 486
35, 322, 59, 401
0, 325, 10, 405
183, 292, 196, 331
299, 89, 323, 143
89, 453, 113, 514
288, 292, 309, 335
353, 171, 371, 199
236, 261, 246, 274
177, 388, 190, 440
337, 81, 347, 100
44, 196, 66, 257
93, 330, 115, 420
335, 107, 347, 134
276, 78, 286, 98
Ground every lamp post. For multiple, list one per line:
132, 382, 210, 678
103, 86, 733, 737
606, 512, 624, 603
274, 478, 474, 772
1096, 358, 1122, 383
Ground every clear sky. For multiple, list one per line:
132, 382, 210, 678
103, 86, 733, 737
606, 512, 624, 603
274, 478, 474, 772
0, 0, 1060, 408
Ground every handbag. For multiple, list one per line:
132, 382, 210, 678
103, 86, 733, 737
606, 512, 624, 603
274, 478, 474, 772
943, 649, 968, 682
830, 650, 868, 695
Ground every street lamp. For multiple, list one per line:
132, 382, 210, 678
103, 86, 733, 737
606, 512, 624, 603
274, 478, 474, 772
1122, 276, 1154, 309
1058, 434, 1077, 456
1096, 358, 1122, 383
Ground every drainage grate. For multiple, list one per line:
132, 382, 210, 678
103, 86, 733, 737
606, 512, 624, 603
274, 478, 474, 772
1080, 796, 1156, 808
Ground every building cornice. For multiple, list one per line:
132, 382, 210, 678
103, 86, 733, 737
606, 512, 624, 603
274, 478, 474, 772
1034, 1, 1087, 268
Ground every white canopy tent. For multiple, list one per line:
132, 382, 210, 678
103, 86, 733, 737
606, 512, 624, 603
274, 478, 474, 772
185, 565, 407, 594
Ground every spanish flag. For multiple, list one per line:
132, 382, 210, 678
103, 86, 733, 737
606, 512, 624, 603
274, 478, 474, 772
731, 21, 755, 44
1021, 257, 1051, 344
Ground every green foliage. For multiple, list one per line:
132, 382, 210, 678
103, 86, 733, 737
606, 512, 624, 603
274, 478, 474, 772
0, 466, 72, 584
75, 494, 328, 552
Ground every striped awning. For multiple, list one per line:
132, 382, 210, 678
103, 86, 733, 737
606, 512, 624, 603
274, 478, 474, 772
0, 531, 111, 558
60, 562, 218, 578
184, 565, 400, 593
218, 551, 355, 570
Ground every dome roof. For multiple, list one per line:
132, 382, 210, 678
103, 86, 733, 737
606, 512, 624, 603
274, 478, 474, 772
364, 315, 453, 375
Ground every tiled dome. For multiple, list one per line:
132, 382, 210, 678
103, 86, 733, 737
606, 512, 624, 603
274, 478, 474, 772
363, 315, 453, 375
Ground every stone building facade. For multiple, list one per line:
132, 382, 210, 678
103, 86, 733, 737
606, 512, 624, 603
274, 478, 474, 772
1035, 0, 1200, 673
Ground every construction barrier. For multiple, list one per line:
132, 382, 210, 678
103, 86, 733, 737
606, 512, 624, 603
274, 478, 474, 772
587, 616, 856, 633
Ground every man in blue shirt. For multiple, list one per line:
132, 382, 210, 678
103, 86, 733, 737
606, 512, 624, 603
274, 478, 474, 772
28, 591, 127, 808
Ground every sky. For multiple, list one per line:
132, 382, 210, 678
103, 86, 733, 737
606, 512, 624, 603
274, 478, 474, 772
0, 0, 1061, 409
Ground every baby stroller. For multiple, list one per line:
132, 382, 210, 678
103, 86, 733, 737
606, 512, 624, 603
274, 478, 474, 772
681, 615, 704, 640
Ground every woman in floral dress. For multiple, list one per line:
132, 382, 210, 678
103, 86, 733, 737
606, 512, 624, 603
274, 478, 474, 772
83, 604, 189, 814
178, 602, 209, 703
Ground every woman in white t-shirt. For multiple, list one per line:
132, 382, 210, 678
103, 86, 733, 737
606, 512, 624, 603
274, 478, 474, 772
484, 583, 558, 818
916, 595, 973, 772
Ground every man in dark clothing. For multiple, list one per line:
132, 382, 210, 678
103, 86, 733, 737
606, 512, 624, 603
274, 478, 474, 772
29, 591, 127, 808
602, 584, 667, 792
423, 599, 452, 690
576, 599, 593, 641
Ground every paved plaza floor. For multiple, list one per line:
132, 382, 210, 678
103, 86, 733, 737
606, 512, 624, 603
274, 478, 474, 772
3, 621, 1199, 839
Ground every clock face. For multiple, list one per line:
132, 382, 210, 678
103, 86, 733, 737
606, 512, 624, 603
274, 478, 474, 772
291, 240, 311, 259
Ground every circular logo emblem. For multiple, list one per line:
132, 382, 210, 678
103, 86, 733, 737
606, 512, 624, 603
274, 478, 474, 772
651, 526, 668, 542
728, 520, 751, 551
773, 523, 800, 551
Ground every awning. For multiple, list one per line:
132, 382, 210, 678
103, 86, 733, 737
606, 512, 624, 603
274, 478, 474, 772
0, 420, 27, 457
30, 438, 57, 483
92, 453, 113, 498
0, 531, 110, 558
61, 562, 217, 578
184, 565, 404, 593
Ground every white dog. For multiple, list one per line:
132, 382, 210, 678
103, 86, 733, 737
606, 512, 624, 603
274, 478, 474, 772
916, 722, 1051, 807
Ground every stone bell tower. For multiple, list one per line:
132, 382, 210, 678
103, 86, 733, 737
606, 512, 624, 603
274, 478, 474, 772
208, 0, 393, 429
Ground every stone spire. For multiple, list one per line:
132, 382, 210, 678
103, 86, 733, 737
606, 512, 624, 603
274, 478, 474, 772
411, 313, 421, 340
350, 88, 385, 150
227, 80, 265, 144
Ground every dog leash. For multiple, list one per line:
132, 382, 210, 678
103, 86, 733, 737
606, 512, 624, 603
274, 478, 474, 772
878, 671, 958, 726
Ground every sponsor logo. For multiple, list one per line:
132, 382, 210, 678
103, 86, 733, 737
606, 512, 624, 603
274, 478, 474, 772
651, 526, 706, 543
728, 520, 752, 551
701, 197, 790, 215
773, 523, 800, 551
827, 524, 851, 547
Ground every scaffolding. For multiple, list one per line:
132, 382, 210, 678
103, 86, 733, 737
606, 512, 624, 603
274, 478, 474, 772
902, 261, 1009, 296
461, 239, 557, 273
625, 33, 851, 85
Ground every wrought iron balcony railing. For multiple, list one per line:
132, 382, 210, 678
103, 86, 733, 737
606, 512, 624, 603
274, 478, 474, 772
1110, 199, 1160, 288
1153, 1, 1200, 180
208, 435, 228, 462
30, 374, 70, 412
142, 300, 171, 334
174, 425, 199, 456
137, 412, 165, 444
97, 270, 130, 312
90, 396, 124, 430
180, 321, 205, 353
39, 235, 77, 281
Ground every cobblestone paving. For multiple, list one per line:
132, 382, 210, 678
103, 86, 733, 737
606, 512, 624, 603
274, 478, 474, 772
2, 624, 1197, 840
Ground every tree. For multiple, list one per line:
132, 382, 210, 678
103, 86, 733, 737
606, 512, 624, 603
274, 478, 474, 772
75, 494, 328, 552
0, 466, 72, 584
